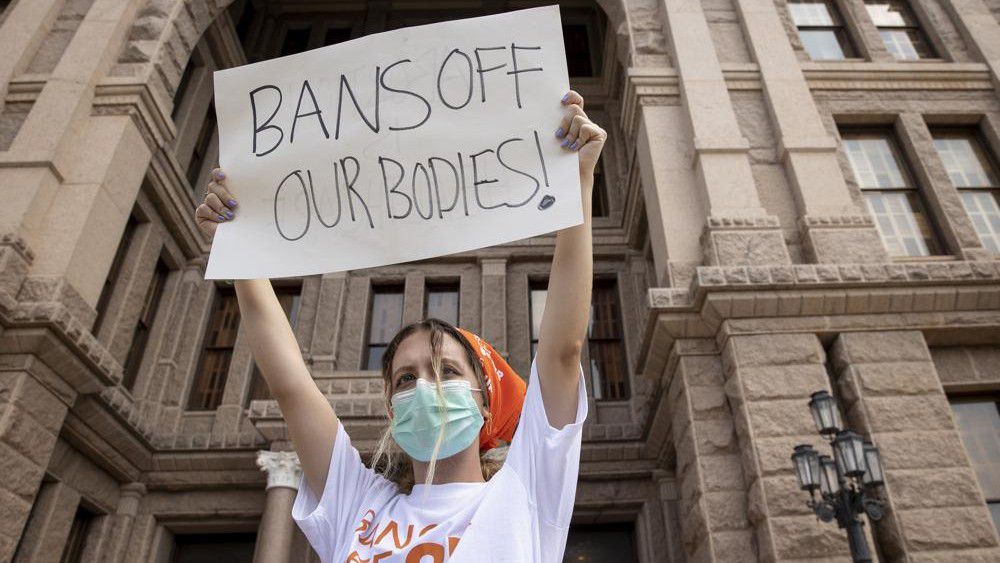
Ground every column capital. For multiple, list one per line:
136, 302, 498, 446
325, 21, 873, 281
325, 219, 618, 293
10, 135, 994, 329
256, 451, 302, 490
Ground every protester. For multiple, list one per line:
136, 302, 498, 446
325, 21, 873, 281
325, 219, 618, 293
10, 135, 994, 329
194, 90, 605, 562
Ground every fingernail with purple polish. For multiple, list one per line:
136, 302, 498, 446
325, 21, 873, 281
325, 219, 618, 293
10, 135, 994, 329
555, 127, 564, 138
561, 93, 569, 102
213, 169, 226, 180
218, 215, 226, 221
228, 199, 238, 208
561, 139, 570, 148
224, 210, 234, 219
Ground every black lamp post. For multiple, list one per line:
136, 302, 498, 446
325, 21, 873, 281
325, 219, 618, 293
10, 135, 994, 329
791, 391, 886, 563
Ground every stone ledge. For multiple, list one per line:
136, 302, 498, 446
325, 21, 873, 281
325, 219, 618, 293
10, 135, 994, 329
0, 233, 34, 263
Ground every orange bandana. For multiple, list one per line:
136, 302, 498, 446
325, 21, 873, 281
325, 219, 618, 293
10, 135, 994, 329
457, 329, 527, 451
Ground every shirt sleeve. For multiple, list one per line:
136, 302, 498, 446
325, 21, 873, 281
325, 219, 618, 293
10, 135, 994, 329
291, 422, 396, 560
503, 357, 588, 529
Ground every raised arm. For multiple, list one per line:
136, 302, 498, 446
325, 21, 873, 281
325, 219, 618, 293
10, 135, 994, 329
199, 170, 338, 498
535, 91, 606, 428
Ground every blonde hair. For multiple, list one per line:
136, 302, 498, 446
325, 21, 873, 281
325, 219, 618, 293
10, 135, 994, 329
371, 318, 504, 493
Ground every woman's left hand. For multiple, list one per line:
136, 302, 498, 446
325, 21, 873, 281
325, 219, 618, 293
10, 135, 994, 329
555, 90, 607, 174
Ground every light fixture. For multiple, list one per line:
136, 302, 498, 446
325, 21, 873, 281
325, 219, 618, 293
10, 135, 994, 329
861, 441, 884, 487
818, 455, 840, 496
791, 390, 885, 563
834, 430, 868, 478
791, 445, 821, 491
808, 390, 842, 435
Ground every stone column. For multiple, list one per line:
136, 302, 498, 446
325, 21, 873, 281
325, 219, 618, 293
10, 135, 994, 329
830, 331, 1000, 560
732, 0, 888, 264
0, 0, 146, 324
658, 0, 790, 268
0, 368, 71, 562
940, 0, 1000, 91
12, 481, 81, 563
85, 483, 145, 563
667, 346, 755, 562
254, 451, 303, 563
0, 0, 63, 107
480, 258, 507, 355
306, 271, 349, 373
720, 332, 853, 561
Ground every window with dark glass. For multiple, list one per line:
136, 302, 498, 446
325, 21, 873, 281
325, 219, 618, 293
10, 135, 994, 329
188, 287, 241, 410
841, 130, 941, 257
864, 0, 935, 60
425, 282, 460, 326
172, 57, 199, 120
931, 130, 1000, 254
565, 522, 637, 562
172, 533, 256, 563
528, 281, 549, 359
186, 102, 216, 188
59, 506, 94, 563
94, 215, 138, 333
280, 26, 312, 56
364, 285, 405, 370
949, 397, 1000, 533
592, 160, 609, 217
788, 0, 857, 60
122, 259, 169, 391
589, 278, 629, 400
246, 285, 302, 405
324, 26, 353, 46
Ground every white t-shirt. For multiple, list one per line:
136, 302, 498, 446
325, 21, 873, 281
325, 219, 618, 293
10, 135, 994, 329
292, 358, 588, 562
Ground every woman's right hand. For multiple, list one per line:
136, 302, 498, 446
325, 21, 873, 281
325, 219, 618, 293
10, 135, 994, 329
195, 168, 239, 241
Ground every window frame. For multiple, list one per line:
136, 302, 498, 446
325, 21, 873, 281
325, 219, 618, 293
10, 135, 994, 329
94, 214, 139, 334
863, 0, 937, 60
588, 277, 630, 401
947, 393, 1000, 533
528, 279, 549, 360
187, 286, 241, 411
122, 259, 170, 391
931, 128, 1000, 254
787, 0, 859, 60
840, 128, 945, 258
363, 283, 406, 371
424, 280, 461, 326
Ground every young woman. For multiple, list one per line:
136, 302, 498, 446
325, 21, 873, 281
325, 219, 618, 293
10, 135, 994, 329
195, 90, 605, 562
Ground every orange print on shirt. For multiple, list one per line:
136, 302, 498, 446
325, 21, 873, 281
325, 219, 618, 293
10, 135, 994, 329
346, 512, 465, 562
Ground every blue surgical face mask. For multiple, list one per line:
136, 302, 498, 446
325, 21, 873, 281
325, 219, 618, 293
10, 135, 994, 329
390, 379, 484, 462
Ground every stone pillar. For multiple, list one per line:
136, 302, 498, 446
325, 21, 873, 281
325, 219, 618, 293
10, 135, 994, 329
480, 258, 507, 355
306, 272, 349, 372
658, 0, 790, 268
0, 0, 63, 107
940, 0, 1000, 92
84, 483, 145, 563
632, 76, 703, 287
830, 331, 1000, 560
402, 273, 425, 326
0, 368, 71, 561
667, 347, 755, 562
732, 0, 888, 264
655, 474, 686, 563
12, 481, 81, 563
0, 0, 146, 324
721, 332, 853, 561
254, 451, 303, 563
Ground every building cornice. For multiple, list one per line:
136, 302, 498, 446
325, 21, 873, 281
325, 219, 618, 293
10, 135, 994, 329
638, 260, 1000, 382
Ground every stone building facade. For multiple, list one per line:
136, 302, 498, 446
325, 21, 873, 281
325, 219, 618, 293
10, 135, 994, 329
1, 0, 999, 561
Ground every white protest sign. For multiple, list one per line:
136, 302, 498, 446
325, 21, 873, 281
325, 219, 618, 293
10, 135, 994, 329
206, 5, 581, 279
